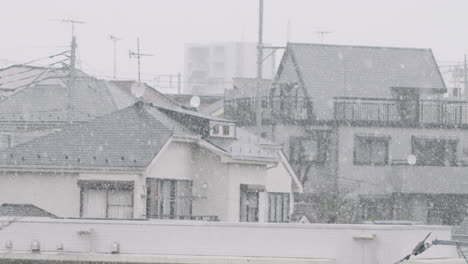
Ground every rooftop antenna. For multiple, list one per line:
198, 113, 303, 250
61, 19, 84, 122
109, 35, 121, 79
315, 30, 332, 44
129, 38, 153, 83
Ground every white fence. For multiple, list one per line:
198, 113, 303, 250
0, 217, 460, 264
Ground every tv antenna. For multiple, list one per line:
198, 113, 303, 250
109, 35, 121, 79
315, 30, 332, 44
129, 38, 153, 83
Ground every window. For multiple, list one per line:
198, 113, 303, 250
212, 124, 220, 135
354, 136, 389, 165
240, 184, 263, 222
222, 125, 230, 136
146, 179, 192, 219
412, 137, 457, 166
79, 181, 133, 219
290, 131, 329, 164
268, 193, 290, 223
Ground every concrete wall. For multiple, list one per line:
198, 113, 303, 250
0, 218, 457, 264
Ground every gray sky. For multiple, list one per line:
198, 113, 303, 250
1, 0, 467, 88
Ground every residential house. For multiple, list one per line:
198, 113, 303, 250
0, 65, 181, 150
224, 43, 468, 225
0, 102, 300, 222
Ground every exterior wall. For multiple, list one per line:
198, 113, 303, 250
0, 218, 456, 264
0, 172, 80, 217
144, 140, 295, 222
0, 171, 142, 218
337, 126, 468, 196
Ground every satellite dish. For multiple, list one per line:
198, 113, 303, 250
131, 82, 146, 98
407, 154, 417, 166
190, 95, 201, 108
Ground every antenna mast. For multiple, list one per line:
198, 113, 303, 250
316, 30, 332, 44
129, 38, 153, 83
109, 35, 121, 79
61, 19, 84, 122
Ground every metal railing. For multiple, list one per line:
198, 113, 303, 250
334, 97, 468, 125
224, 96, 313, 124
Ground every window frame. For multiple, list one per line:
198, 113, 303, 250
289, 131, 330, 164
353, 135, 390, 166
411, 136, 458, 166
239, 184, 263, 222
78, 180, 134, 219
146, 178, 193, 219
268, 192, 290, 223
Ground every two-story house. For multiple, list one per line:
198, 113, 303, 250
225, 42, 468, 225
0, 102, 301, 223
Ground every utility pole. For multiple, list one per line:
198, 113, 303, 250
109, 35, 121, 79
464, 54, 467, 101
61, 19, 84, 122
255, 0, 264, 134
129, 38, 153, 83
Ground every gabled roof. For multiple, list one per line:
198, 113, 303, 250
0, 66, 136, 122
0, 102, 278, 169
111, 80, 182, 109
279, 43, 446, 99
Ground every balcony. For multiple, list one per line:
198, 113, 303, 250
334, 97, 468, 126
224, 96, 313, 125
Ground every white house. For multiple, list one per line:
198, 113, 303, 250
0, 102, 301, 223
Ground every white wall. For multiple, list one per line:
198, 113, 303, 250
0, 218, 457, 264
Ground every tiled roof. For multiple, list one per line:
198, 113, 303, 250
0, 203, 56, 217
0, 103, 278, 168
286, 43, 446, 99
0, 66, 136, 122
0, 103, 173, 168
110, 80, 181, 109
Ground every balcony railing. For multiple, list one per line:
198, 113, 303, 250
334, 97, 468, 125
224, 96, 313, 124
150, 215, 219, 221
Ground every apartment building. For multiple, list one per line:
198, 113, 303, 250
224, 43, 468, 225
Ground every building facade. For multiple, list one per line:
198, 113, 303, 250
0, 102, 300, 223
184, 42, 276, 95
224, 43, 468, 225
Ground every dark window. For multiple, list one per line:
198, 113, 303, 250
222, 125, 230, 136
79, 181, 133, 219
212, 124, 219, 135
268, 193, 290, 223
240, 184, 262, 222
290, 131, 329, 164
146, 179, 192, 219
354, 136, 389, 165
412, 137, 457, 166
